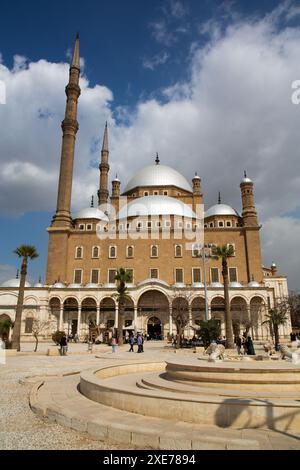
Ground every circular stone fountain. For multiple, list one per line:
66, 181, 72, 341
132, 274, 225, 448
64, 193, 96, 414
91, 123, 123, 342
79, 356, 300, 432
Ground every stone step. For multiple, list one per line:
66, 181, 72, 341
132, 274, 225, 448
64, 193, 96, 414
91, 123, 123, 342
30, 375, 261, 450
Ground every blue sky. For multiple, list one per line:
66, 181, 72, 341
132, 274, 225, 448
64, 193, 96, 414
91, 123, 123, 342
0, 0, 300, 289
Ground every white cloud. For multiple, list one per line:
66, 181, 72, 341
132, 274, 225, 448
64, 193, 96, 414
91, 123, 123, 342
143, 52, 169, 70
0, 4, 300, 289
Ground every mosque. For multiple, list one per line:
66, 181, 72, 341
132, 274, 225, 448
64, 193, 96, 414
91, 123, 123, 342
0, 36, 290, 342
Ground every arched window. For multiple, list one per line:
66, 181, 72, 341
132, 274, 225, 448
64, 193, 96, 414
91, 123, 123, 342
151, 245, 158, 258
92, 246, 100, 259
175, 245, 182, 257
127, 246, 134, 258
109, 246, 117, 258
75, 246, 83, 259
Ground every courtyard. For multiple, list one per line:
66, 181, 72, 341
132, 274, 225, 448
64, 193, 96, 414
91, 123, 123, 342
1, 340, 300, 450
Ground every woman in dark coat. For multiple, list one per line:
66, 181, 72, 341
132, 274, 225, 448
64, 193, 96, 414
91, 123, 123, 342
246, 336, 255, 355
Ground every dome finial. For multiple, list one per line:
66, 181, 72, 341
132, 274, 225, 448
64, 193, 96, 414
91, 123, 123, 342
244, 170, 247, 178
155, 153, 160, 165
218, 192, 221, 204
91, 195, 94, 208
38, 275, 42, 284
16, 270, 19, 279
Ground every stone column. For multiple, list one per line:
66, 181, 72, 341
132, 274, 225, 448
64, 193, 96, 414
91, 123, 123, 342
96, 306, 100, 326
114, 305, 119, 328
77, 306, 82, 337
134, 306, 138, 334
188, 305, 192, 339
207, 306, 212, 321
59, 306, 64, 331
169, 306, 173, 335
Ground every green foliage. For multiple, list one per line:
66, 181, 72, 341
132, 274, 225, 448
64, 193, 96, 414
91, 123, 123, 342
199, 320, 221, 347
13, 245, 39, 259
52, 330, 65, 345
0, 319, 13, 341
211, 244, 234, 259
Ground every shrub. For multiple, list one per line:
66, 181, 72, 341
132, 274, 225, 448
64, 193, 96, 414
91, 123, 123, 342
52, 330, 65, 345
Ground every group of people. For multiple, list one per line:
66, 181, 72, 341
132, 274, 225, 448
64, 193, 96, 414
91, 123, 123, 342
110, 333, 145, 353
234, 333, 255, 355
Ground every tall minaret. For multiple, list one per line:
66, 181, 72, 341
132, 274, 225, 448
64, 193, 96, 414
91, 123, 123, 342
98, 122, 110, 207
52, 34, 81, 227
240, 171, 258, 227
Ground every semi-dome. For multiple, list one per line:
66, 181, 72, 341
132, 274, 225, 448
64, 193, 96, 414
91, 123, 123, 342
1, 278, 31, 288
124, 164, 192, 193
85, 283, 99, 288
74, 207, 109, 221
118, 195, 197, 220
68, 283, 81, 288
205, 204, 240, 218
34, 282, 44, 288
192, 282, 204, 288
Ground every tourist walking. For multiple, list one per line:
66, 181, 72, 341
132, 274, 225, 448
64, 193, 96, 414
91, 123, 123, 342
111, 337, 117, 353
60, 334, 68, 356
129, 334, 135, 352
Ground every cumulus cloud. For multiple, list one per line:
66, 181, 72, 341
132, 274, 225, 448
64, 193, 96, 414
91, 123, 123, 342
0, 3, 300, 289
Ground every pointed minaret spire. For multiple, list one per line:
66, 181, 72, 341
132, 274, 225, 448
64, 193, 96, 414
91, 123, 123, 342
244, 170, 247, 179
71, 32, 80, 70
218, 192, 221, 204
91, 195, 94, 208
102, 121, 109, 152
98, 122, 110, 206
51, 33, 81, 227
155, 152, 160, 165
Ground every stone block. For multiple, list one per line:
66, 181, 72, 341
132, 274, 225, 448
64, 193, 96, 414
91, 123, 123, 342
47, 346, 60, 356
87, 420, 108, 440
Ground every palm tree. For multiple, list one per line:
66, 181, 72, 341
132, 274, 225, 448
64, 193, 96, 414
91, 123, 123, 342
262, 300, 289, 351
11, 245, 39, 351
211, 245, 235, 349
115, 268, 132, 346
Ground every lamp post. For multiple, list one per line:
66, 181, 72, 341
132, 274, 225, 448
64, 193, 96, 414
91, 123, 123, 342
197, 244, 217, 322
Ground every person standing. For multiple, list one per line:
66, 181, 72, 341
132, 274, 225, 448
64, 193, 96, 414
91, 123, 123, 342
235, 335, 242, 355
111, 337, 117, 353
60, 334, 68, 356
246, 336, 255, 355
129, 334, 135, 352
137, 334, 143, 353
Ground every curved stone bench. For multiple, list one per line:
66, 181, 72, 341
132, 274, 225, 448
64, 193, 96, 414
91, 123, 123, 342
80, 362, 300, 432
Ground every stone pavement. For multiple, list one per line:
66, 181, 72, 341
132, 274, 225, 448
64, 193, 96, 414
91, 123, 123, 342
1, 341, 300, 450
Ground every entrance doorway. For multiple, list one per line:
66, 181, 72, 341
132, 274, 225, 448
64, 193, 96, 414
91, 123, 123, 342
147, 317, 162, 340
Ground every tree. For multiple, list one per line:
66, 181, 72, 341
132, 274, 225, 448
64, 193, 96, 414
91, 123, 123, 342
0, 318, 14, 348
198, 319, 221, 348
11, 245, 39, 351
262, 299, 289, 351
171, 291, 192, 349
32, 319, 51, 352
211, 245, 235, 349
288, 293, 300, 330
114, 268, 132, 346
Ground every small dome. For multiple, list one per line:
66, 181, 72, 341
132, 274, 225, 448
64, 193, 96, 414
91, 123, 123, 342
118, 195, 197, 219
173, 282, 186, 288
248, 281, 260, 288
103, 283, 116, 289
1, 278, 31, 288
230, 282, 242, 288
124, 164, 192, 193
68, 283, 81, 288
211, 282, 223, 288
192, 282, 204, 288
85, 283, 99, 288
193, 174, 201, 180
205, 204, 240, 218
74, 207, 109, 221
241, 177, 253, 184
52, 282, 66, 288
34, 283, 44, 288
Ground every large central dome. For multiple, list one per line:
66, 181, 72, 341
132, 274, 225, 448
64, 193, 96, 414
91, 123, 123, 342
123, 164, 192, 193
